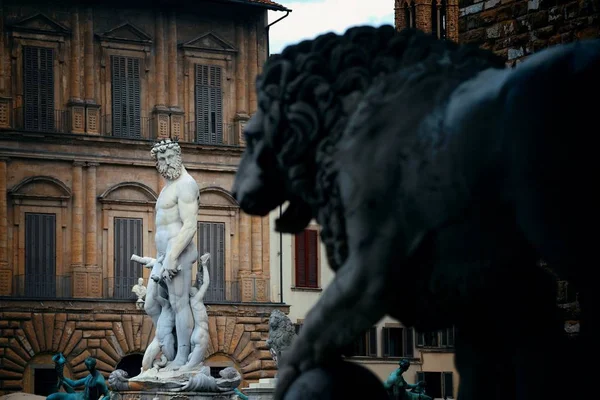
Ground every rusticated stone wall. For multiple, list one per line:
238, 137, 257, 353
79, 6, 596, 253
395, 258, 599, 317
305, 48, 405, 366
0, 300, 288, 394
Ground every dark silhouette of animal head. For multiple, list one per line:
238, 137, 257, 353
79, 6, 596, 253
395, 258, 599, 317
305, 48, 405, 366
232, 25, 504, 235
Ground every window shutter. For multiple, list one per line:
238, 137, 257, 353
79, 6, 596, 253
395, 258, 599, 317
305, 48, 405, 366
114, 218, 143, 299
25, 213, 56, 297
382, 327, 390, 357
195, 65, 209, 144
128, 57, 141, 137
295, 232, 306, 287
404, 326, 414, 357
443, 372, 454, 398
447, 326, 455, 347
198, 222, 226, 301
307, 230, 318, 288
440, 328, 448, 347
111, 56, 141, 138
368, 327, 377, 357
195, 64, 223, 144
416, 371, 425, 385
112, 55, 124, 137
23, 46, 54, 132
416, 330, 424, 347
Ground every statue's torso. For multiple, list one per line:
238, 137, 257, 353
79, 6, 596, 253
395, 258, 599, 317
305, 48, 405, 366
155, 179, 184, 252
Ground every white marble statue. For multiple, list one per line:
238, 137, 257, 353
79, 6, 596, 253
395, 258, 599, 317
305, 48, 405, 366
131, 138, 201, 373
117, 140, 242, 394
180, 252, 211, 372
131, 277, 147, 310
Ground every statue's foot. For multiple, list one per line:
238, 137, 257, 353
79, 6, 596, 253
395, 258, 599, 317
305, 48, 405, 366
177, 364, 195, 372
161, 362, 184, 372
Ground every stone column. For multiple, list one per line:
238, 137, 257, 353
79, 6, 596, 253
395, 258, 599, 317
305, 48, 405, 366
0, 157, 10, 296
261, 216, 270, 276
234, 20, 249, 145
73, 162, 102, 298
167, 11, 184, 139
71, 161, 85, 270
69, 8, 86, 133
239, 211, 253, 301
85, 163, 98, 268
394, 0, 407, 31
247, 20, 258, 115
251, 216, 262, 274
415, 0, 433, 33
239, 212, 251, 275
84, 8, 100, 134
446, 0, 460, 42
154, 11, 169, 139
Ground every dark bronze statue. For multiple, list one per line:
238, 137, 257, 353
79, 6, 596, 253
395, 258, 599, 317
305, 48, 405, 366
48, 355, 109, 400
383, 360, 431, 400
232, 25, 599, 400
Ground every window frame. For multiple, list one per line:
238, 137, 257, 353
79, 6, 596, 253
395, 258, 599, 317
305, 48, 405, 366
294, 228, 319, 289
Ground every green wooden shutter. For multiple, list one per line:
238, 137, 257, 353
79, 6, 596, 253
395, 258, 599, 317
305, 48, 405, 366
111, 56, 141, 138
198, 222, 226, 301
114, 218, 143, 299
195, 64, 223, 144
128, 57, 141, 137
23, 46, 54, 132
25, 213, 56, 297
416, 371, 425, 385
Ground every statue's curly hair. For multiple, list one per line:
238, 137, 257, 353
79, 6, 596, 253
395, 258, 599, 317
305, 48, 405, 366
256, 26, 505, 271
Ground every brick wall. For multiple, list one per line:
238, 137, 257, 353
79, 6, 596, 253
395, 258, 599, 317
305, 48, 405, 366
458, 0, 599, 63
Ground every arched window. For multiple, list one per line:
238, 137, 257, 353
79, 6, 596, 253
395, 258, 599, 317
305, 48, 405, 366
404, 2, 411, 28
432, 0, 448, 38
116, 353, 143, 378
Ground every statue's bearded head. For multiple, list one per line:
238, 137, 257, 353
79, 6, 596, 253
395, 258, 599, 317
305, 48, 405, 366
151, 139, 183, 180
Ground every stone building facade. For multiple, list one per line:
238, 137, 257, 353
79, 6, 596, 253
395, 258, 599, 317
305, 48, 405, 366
0, 0, 290, 395
458, 0, 599, 63
394, 0, 461, 41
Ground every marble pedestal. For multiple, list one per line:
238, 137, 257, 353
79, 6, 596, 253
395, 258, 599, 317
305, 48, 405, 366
110, 391, 236, 400
243, 378, 277, 400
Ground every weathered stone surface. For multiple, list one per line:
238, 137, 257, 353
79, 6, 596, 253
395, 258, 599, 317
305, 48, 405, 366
250, 332, 262, 341
242, 360, 261, 373
237, 340, 255, 363
233, 332, 251, 359
21, 321, 40, 354
255, 324, 269, 332
459, 0, 599, 64
64, 329, 83, 357
223, 317, 236, 354
112, 322, 130, 354
229, 324, 245, 356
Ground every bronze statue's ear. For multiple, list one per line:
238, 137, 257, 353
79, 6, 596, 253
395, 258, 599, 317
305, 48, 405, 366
275, 200, 313, 234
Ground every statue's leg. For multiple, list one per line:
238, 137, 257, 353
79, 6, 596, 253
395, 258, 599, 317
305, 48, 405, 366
179, 326, 209, 372
142, 337, 161, 371
165, 257, 194, 370
274, 208, 403, 399
156, 305, 176, 361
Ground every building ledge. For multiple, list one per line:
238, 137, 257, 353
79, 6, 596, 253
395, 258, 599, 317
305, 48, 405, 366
291, 286, 323, 293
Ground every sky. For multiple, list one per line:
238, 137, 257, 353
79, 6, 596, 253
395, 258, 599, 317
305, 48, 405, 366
267, 0, 395, 55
